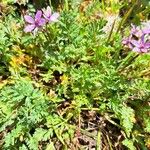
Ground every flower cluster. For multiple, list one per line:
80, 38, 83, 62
24, 6, 59, 34
122, 24, 150, 53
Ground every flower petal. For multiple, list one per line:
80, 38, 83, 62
24, 25, 35, 32
141, 48, 148, 53
24, 15, 34, 24
144, 42, 150, 49
43, 7, 51, 19
35, 10, 42, 21
50, 13, 60, 22
122, 39, 127, 45
135, 30, 143, 38
38, 18, 46, 26
143, 28, 150, 34
131, 25, 142, 37
131, 24, 138, 33
140, 35, 145, 43
46, 6, 52, 17
122, 38, 129, 45
131, 40, 140, 47
132, 47, 141, 53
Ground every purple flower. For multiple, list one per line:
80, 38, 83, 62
131, 24, 143, 38
143, 28, 150, 34
131, 35, 150, 53
122, 36, 133, 49
131, 24, 150, 36
24, 10, 46, 33
43, 6, 59, 23
122, 24, 150, 53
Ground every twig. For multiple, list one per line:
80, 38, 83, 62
96, 129, 102, 150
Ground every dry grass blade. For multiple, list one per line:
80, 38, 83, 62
96, 129, 102, 150
116, 1, 137, 33
107, 19, 116, 43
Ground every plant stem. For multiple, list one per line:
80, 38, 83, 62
107, 19, 116, 43
81, 108, 100, 111
117, 53, 139, 72
64, 0, 69, 11
116, 1, 137, 33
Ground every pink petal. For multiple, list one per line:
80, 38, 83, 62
131, 40, 140, 47
35, 10, 42, 21
24, 15, 34, 24
43, 15, 49, 21
38, 18, 46, 26
50, 13, 60, 22
46, 6, 52, 17
141, 35, 145, 43
143, 28, 150, 34
122, 39, 128, 45
131, 24, 138, 33
144, 43, 150, 49
132, 47, 141, 53
141, 48, 148, 53
135, 31, 143, 38
24, 25, 35, 32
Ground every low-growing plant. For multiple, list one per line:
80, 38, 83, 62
0, 0, 150, 149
